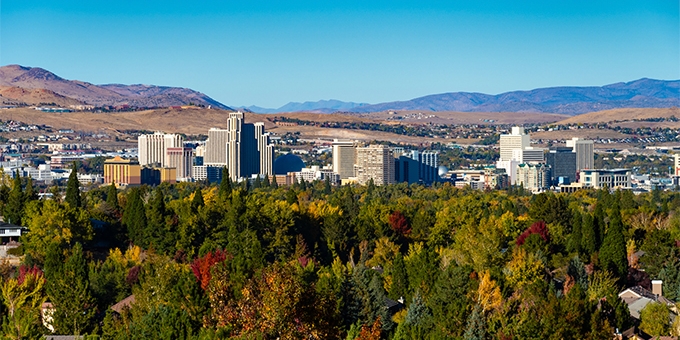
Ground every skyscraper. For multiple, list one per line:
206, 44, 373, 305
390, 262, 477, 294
332, 140, 356, 179
138, 132, 183, 166
546, 147, 577, 185
566, 138, 594, 171
166, 147, 194, 180
354, 145, 395, 185
499, 127, 530, 162
204, 128, 229, 166
255, 122, 273, 176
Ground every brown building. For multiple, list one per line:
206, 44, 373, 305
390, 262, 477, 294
104, 156, 141, 187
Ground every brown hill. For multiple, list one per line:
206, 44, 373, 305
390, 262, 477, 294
556, 107, 680, 125
0, 86, 86, 107
0, 65, 230, 109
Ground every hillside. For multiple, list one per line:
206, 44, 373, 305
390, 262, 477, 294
0, 86, 86, 107
0, 65, 231, 109
347, 79, 680, 115
555, 107, 680, 124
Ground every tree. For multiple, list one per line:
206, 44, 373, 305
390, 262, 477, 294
599, 203, 628, 282
65, 162, 82, 208
218, 166, 232, 200
389, 253, 408, 301
123, 188, 147, 246
475, 270, 501, 313
46, 243, 96, 335
463, 304, 486, 340
639, 302, 670, 336
3, 171, 23, 226
24, 176, 37, 202
106, 183, 119, 211
1, 267, 46, 340
581, 213, 597, 257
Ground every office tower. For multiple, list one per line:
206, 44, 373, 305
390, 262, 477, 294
499, 127, 530, 162
332, 139, 356, 179
394, 153, 420, 184
255, 123, 273, 176
566, 138, 594, 171
166, 147, 194, 180
419, 150, 439, 184
354, 145, 395, 185
138, 132, 183, 166
226, 112, 243, 180
546, 147, 577, 185
205, 128, 229, 166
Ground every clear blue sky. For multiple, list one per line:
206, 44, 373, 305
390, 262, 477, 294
1, 1, 678, 108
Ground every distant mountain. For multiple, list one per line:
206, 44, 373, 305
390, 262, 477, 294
245, 99, 369, 114
348, 79, 680, 115
0, 65, 231, 109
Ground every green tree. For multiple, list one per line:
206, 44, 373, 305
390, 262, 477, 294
65, 162, 82, 209
639, 302, 670, 336
581, 213, 597, 257
463, 304, 486, 340
599, 203, 628, 282
47, 243, 96, 335
3, 172, 23, 226
389, 253, 408, 301
106, 183, 119, 211
123, 188, 147, 246
1, 268, 47, 340
218, 167, 232, 200
24, 176, 37, 202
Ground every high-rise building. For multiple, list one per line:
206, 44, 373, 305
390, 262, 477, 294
205, 128, 229, 166
499, 127, 530, 162
516, 163, 550, 191
166, 147, 194, 181
566, 138, 594, 171
511, 147, 546, 163
354, 145, 395, 185
419, 151, 440, 184
394, 150, 440, 184
255, 122, 273, 176
546, 147, 577, 185
332, 140, 356, 179
138, 132, 183, 166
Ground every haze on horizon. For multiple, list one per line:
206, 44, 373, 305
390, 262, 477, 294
1, 0, 678, 109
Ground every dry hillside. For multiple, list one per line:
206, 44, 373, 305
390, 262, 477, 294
556, 107, 680, 125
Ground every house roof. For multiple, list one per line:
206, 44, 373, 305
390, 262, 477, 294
627, 297, 654, 320
619, 286, 657, 300
110, 294, 135, 314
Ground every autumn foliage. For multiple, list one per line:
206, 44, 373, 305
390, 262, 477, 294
191, 250, 229, 290
516, 220, 550, 246
389, 210, 411, 236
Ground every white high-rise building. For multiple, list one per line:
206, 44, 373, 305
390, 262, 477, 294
511, 147, 546, 164
166, 147, 194, 181
255, 122, 273, 176
205, 128, 229, 166
227, 112, 244, 180
332, 140, 356, 179
499, 127, 530, 162
516, 163, 550, 191
354, 145, 395, 186
566, 138, 594, 171
138, 132, 183, 167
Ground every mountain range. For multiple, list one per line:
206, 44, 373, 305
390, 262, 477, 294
0, 64, 677, 115
0, 65, 231, 109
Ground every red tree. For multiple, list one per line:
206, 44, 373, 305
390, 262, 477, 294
389, 210, 411, 236
191, 250, 229, 290
516, 221, 550, 246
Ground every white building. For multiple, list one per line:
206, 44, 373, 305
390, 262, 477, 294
294, 165, 339, 184
516, 163, 550, 192
354, 145, 395, 186
499, 127, 530, 162
166, 147, 194, 181
579, 169, 631, 189
204, 128, 229, 166
332, 140, 357, 179
138, 132, 184, 167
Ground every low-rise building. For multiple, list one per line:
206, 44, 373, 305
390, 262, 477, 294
579, 168, 631, 189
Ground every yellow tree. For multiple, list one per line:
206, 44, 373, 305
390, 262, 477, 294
504, 247, 545, 290
1, 269, 47, 339
475, 270, 502, 313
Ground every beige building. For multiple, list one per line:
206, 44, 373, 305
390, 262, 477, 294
566, 137, 594, 171
516, 163, 550, 191
166, 147, 194, 181
255, 122, 274, 176
579, 168, 630, 189
138, 132, 184, 167
332, 139, 357, 179
354, 145, 395, 185
205, 128, 229, 166
104, 156, 141, 187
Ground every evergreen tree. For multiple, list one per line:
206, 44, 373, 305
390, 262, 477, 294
191, 188, 204, 212
567, 256, 589, 291
218, 167, 232, 200
147, 189, 171, 252
593, 203, 606, 248
4, 171, 23, 225
324, 176, 332, 195
404, 291, 431, 325
389, 253, 408, 301
463, 304, 486, 340
253, 175, 262, 189
106, 182, 119, 211
65, 162, 81, 208
47, 243, 96, 335
123, 188, 147, 246
24, 176, 37, 201
599, 203, 628, 282
0, 181, 10, 206
263, 174, 271, 187
567, 210, 582, 254
581, 213, 597, 257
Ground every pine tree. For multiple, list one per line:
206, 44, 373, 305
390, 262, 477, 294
463, 304, 486, 340
218, 166, 232, 200
271, 175, 279, 188
581, 213, 597, 257
253, 175, 262, 189
123, 188, 147, 246
567, 210, 582, 254
599, 203, 628, 282
47, 243, 96, 335
65, 162, 81, 208
106, 182, 119, 211
147, 189, 170, 252
404, 291, 431, 325
3, 171, 23, 225
24, 176, 37, 201
324, 176, 332, 195
191, 188, 204, 212
263, 174, 271, 187
389, 253, 408, 301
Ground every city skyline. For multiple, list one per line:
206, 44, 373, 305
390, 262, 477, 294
1, 1, 677, 108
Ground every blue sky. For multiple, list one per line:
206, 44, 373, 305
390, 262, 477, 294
1, 1, 678, 108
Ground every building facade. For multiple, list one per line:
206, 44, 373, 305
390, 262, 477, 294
566, 138, 594, 171
516, 163, 550, 191
546, 147, 577, 185
499, 127, 530, 162
332, 140, 356, 179
579, 169, 631, 189
166, 147, 194, 181
204, 128, 229, 166
104, 156, 141, 186
354, 145, 395, 185
138, 132, 183, 167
